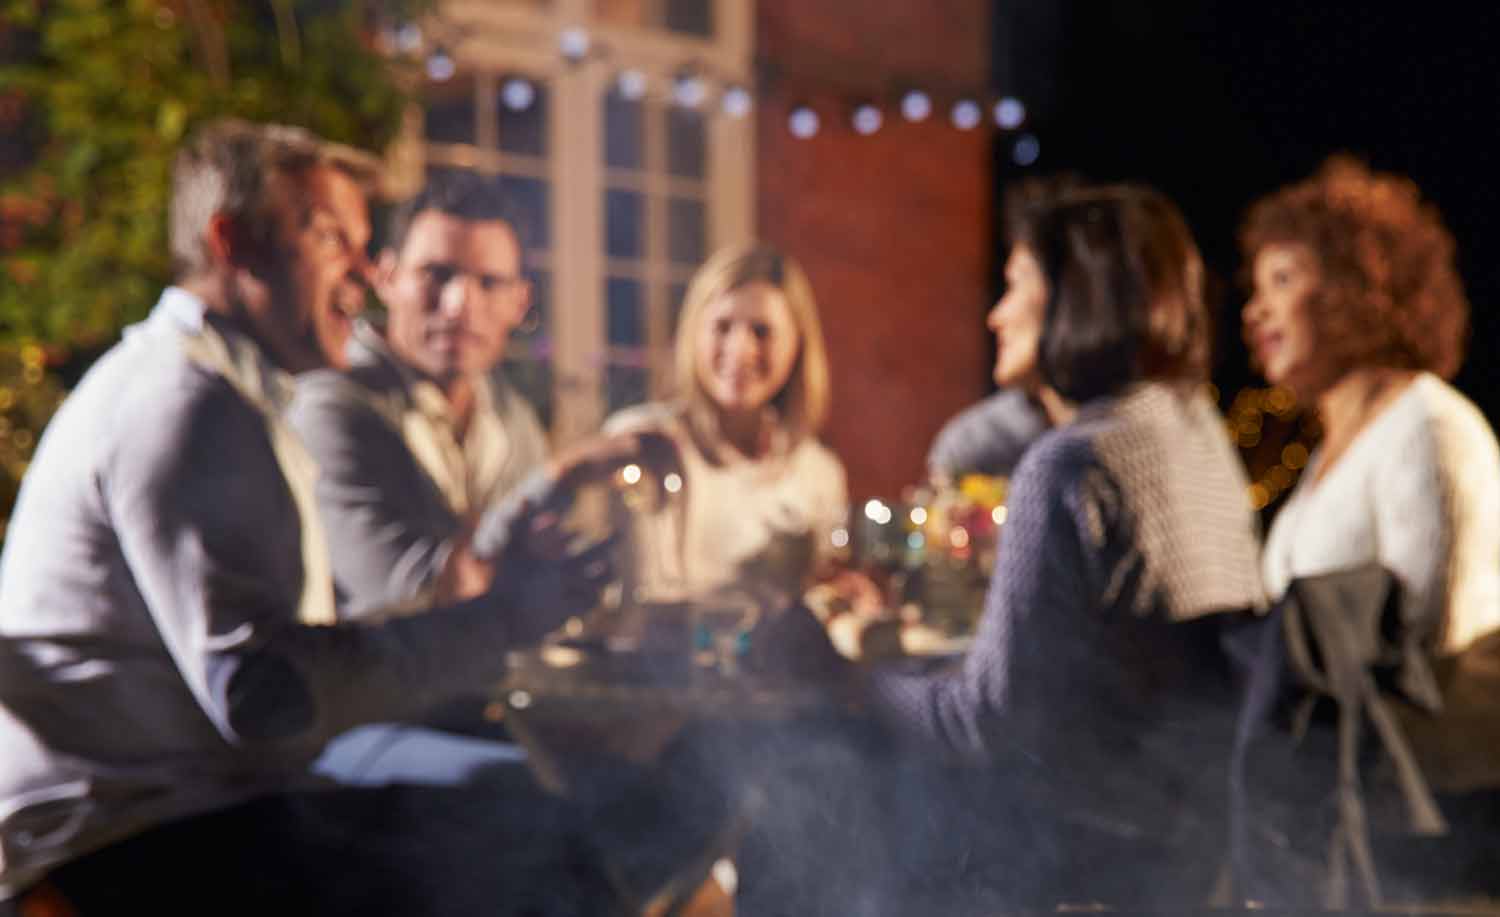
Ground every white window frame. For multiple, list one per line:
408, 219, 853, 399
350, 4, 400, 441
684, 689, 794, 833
396, 0, 756, 448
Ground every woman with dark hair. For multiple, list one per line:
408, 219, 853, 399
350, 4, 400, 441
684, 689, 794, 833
1242, 155, 1500, 658
742, 184, 1264, 911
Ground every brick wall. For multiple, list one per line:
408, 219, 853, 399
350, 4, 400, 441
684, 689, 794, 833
755, 0, 995, 500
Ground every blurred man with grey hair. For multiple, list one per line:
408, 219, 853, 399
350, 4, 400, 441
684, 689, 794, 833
0, 119, 621, 915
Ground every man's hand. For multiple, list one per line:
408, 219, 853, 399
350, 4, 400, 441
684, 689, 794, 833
491, 508, 617, 646
550, 429, 682, 502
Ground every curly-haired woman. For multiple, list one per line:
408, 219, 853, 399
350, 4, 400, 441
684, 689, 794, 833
1242, 155, 1500, 656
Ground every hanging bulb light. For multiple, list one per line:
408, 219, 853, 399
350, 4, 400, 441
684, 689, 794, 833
900, 90, 932, 123
501, 77, 536, 112
951, 99, 982, 130
851, 103, 883, 136
672, 71, 709, 109
1013, 133, 1041, 166
788, 105, 820, 139
558, 26, 591, 62
993, 97, 1026, 129
617, 69, 649, 101
722, 85, 753, 119
426, 48, 456, 82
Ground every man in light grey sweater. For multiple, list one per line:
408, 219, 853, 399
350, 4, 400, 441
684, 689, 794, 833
0, 120, 629, 914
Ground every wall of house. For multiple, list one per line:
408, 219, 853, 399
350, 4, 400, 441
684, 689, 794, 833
754, 0, 996, 501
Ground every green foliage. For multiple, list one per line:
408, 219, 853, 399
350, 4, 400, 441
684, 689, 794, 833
0, 0, 419, 349
0, 0, 424, 530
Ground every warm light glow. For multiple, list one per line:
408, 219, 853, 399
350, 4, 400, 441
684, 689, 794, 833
508, 689, 533, 710
830, 527, 850, 549
663, 472, 683, 494
1282, 442, 1311, 470
1249, 484, 1270, 510
621, 464, 642, 485
992, 505, 1008, 525
949, 527, 971, 549
909, 507, 928, 526
864, 499, 887, 522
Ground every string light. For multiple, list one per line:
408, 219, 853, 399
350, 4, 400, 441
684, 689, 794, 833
951, 99, 983, 130
672, 71, 708, 109
994, 96, 1026, 129
789, 106, 820, 139
664, 472, 683, 494
722, 85, 753, 118
425, 48, 455, 82
501, 77, 535, 111
617, 69, 649, 101
558, 26, 591, 62
909, 506, 928, 526
851, 103, 883, 135
900, 90, 932, 122
1013, 133, 1041, 166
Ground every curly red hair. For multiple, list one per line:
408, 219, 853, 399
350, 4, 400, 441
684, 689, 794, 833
1239, 155, 1468, 379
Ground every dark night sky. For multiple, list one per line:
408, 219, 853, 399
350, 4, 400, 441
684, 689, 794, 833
994, 0, 1500, 422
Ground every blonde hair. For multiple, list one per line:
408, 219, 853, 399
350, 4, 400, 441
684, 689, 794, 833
673, 244, 831, 443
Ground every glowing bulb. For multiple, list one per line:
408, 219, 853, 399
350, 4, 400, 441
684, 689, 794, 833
992, 505, 1008, 525
508, 689, 533, 710
722, 86, 753, 119
1013, 133, 1041, 166
900, 90, 932, 122
672, 73, 708, 109
621, 463, 642, 485
910, 507, 928, 526
876, 507, 893, 526
501, 77, 535, 112
951, 99, 982, 130
863, 499, 887, 522
993, 96, 1026, 129
831, 527, 850, 549
663, 472, 683, 494
950, 527, 971, 549
907, 532, 925, 550
426, 49, 455, 82
618, 69, 648, 101
852, 104, 883, 135
558, 27, 591, 61
789, 106, 820, 139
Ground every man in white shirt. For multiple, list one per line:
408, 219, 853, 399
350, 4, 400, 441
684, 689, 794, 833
0, 119, 625, 914
289, 171, 553, 617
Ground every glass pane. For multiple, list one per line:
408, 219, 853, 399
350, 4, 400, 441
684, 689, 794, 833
666, 108, 706, 179
604, 89, 644, 170
606, 366, 650, 416
667, 197, 706, 266
499, 360, 553, 430
500, 175, 551, 251
594, 0, 647, 28
423, 75, 476, 145
605, 189, 644, 259
667, 282, 688, 339
497, 75, 549, 156
606, 277, 644, 347
664, 0, 714, 37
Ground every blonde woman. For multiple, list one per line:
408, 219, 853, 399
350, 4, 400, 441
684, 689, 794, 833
605, 244, 848, 616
